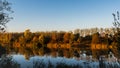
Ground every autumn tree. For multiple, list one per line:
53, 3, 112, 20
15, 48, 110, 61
39, 34, 45, 45
57, 32, 64, 43
69, 33, 74, 43
91, 32, 100, 59
74, 33, 80, 42
24, 29, 32, 43
39, 33, 50, 47
51, 32, 57, 43
18, 35, 26, 46
92, 32, 100, 44
31, 36, 42, 49
63, 32, 71, 43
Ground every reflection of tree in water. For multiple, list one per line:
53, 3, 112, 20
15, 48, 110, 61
63, 49, 71, 58
38, 47, 50, 56
23, 47, 33, 60
57, 49, 64, 57
24, 53, 31, 60
0, 55, 20, 68
0, 45, 6, 57
50, 49, 58, 57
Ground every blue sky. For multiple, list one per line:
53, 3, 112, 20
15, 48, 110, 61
7, 0, 120, 32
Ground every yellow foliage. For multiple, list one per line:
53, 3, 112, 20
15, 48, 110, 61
91, 44, 108, 50
47, 43, 71, 49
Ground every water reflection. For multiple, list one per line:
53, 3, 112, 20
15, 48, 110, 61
0, 55, 20, 68
0, 45, 6, 57
0, 53, 119, 68
0, 46, 120, 68
13, 54, 120, 68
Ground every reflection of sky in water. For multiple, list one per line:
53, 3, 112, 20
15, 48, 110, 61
11, 54, 120, 68
12, 54, 90, 68
12, 54, 33, 68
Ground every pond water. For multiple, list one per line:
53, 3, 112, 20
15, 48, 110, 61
0, 46, 119, 68
0, 52, 120, 68
12, 54, 93, 68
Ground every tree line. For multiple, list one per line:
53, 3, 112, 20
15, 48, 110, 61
0, 27, 119, 59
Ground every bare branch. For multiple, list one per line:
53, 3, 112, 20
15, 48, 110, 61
0, 0, 13, 32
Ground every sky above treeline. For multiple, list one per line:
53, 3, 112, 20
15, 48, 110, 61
7, 0, 120, 32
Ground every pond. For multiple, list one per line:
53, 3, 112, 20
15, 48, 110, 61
0, 45, 119, 68
0, 51, 120, 68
